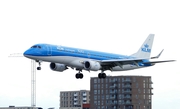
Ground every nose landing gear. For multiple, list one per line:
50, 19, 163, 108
36, 60, 42, 70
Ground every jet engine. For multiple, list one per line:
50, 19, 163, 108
84, 61, 101, 71
50, 63, 67, 72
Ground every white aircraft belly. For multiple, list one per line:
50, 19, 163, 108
25, 55, 96, 68
112, 65, 139, 71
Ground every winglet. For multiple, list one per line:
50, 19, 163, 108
151, 49, 164, 59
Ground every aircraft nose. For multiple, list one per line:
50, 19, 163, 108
23, 49, 33, 56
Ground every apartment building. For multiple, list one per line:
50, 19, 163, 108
60, 90, 90, 109
90, 76, 153, 109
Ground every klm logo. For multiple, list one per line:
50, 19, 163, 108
141, 44, 151, 53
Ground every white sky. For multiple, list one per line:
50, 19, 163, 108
0, 0, 180, 109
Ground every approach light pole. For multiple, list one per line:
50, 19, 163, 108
8, 53, 36, 108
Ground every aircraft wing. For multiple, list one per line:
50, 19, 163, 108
99, 58, 175, 70
142, 60, 176, 64
100, 58, 149, 63
99, 58, 149, 70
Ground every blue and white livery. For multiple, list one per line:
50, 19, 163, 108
23, 34, 175, 79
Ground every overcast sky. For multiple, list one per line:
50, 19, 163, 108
0, 0, 180, 109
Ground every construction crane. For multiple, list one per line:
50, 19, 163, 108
8, 53, 36, 108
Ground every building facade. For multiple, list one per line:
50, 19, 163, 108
90, 76, 153, 109
82, 104, 90, 109
0, 106, 42, 109
60, 90, 90, 109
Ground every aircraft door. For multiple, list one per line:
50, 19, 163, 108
87, 52, 91, 58
46, 45, 52, 55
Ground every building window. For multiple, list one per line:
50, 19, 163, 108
146, 83, 148, 88
102, 95, 104, 100
98, 100, 100, 105
143, 83, 145, 88
94, 100, 97, 105
133, 77, 136, 82
143, 79, 146, 83
98, 95, 100, 99
113, 78, 117, 82
106, 84, 108, 88
118, 83, 121, 88
149, 83, 152, 88
122, 77, 124, 82
118, 89, 121, 93
106, 78, 108, 83
98, 90, 100, 94
118, 78, 121, 82
101, 79, 104, 83
149, 78, 151, 82
135, 94, 138, 99
94, 84, 97, 89
106, 95, 109, 99
94, 90, 97, 94
98, 84, 100, 89
106, 100, 108, 104
106, 90, 108, 94
138, 89, 141, 93
94, 79, 97, 83
94, 96, 97, 100
136, 83, 139, 88
98, 79, 100, 83
101, 101, 104, 106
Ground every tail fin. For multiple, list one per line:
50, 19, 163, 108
131, 34, 155, 58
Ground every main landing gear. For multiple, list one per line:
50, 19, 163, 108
75, 70, 106, 79
36, 60, 41, 70
98, 71, 106, 79
75, 70, 83, 79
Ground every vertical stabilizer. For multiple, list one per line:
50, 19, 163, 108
131, 34, 154, 58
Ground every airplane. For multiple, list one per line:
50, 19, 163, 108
23, 34, 175, 79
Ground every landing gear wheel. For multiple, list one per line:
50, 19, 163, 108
37, 67, 41, 70
75, 73, 83, 79
98, 73, 106, 79
102, 73, 106, 78
98, 73, 101, 78
75, 73, 79, 79
79, 73, 83, 79
36, 60, 42, 70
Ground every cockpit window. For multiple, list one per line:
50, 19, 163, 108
31, 45, 41, 49
37, 46, 41, 48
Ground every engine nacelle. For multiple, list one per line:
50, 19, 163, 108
84, 61, 101, 71
50, 63, 67, 72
